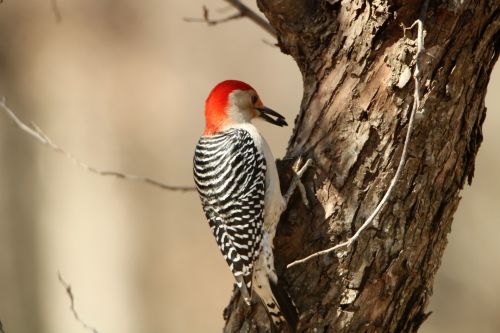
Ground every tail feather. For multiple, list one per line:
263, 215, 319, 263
235, 276, 252, 305
268, 278, 298, 332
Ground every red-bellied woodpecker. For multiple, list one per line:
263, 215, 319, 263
193, 80, 304, 331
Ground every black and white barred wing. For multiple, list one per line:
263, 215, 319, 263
193, 129, 266, 299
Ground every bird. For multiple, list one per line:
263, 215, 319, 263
193, 80, 299, 331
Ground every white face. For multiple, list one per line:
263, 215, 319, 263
226, 89, 259, 123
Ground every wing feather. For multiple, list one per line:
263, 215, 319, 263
194, 129, 266, 299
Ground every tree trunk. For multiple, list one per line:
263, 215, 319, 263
223, 0, 499, 332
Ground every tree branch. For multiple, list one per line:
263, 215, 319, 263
184, 0, 276, 38
183, 5, 244, 26
223, 0, 276, 37
58, 272, 100, 333
287, 0, 430, 269
0, 98, 196, 192
0, 319, 5, 333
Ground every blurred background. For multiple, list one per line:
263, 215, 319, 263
0, 1, 498, 332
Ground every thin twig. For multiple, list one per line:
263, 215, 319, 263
184, 0, 276, 38
183, 5, 244, 25
401, 21, 418, 38
262, 38, 278, 48
223, 0, 276, 37
287, 0, 430, 269
0, 98, 196, 192
58, 272, 100, 333
284, 158, 313, 207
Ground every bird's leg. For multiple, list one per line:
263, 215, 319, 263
284, 156, 313, 208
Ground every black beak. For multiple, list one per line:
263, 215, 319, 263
256, 107, 288, 127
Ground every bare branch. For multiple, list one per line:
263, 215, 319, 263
223, 0, 276, 37
184, 0, 276, 38
287, 0, 430, 269
0, 98, 196, 192
284, 157, 313, 207
183, 5, 244, 25
0, 319, 5, 333
58, 272, 100, 333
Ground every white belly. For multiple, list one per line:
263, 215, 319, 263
225, 123, 285, 233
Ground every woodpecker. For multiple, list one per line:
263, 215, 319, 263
193, 80, 299, 331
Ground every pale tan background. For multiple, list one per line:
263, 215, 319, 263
0, 1, 498, 332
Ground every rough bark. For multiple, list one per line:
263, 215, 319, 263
223, 0, 500, 332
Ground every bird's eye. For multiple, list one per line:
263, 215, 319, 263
251, 95, 258, 104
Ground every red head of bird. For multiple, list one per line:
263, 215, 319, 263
203, 80, 287, 136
